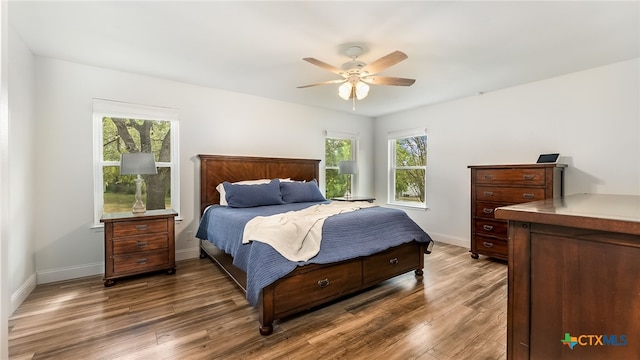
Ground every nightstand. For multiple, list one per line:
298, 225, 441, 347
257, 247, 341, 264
100, 209, 178, 287
331, 196, 376, 203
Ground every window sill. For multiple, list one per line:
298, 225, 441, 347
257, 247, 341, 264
386, 201, 428, 210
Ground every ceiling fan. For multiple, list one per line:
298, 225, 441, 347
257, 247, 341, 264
297, 46, 416, 108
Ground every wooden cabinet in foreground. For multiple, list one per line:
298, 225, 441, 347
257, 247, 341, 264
468, 163, 566, 260
101, 209, 178, 286
495, 193, 640, 359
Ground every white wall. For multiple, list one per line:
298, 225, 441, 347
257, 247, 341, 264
32, 57, 373, 284
7, 26, 36, 313
374, 58, 640, 248
1, 1, 10, 356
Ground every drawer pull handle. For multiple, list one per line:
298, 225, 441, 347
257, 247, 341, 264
389, 257, 399, 265
483, 225, 494, 231
483, 191, 494, 197
317, 278, 330, 288
483, 175, 494, 180
523, 174, 536, 180
482, 241, 494, 248
135, 225, 148, 231
483, 208, 494, 214
522, 193, 535, 199
136, 241, 148, 248
136, 258, 148, 265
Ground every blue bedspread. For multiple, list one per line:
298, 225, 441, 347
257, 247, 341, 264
196, 201, 432, 306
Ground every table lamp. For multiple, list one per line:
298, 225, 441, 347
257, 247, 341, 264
338, 160, 358, 199
120, 152, 157, 213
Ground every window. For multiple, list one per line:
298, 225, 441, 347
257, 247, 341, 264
93, 99, 180, 224
324, 130, 357, 199
388, 129, 427, 208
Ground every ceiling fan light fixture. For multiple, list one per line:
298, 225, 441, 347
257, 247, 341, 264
338, 82, 352, 100
355, 81, 369, 100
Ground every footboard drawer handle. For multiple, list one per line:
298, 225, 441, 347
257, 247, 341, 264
136, 241, 148, 248
135, 225, 148, 231
522, 193, 535, 199
317, 278, 330, 288
483, 225, 494, 231
523, 174, 536, 180
136, 258, 148, 265
482, 242, 494, 248
483, 191, 494, 197
389, 258, 399, 265
483, 208, 494, 214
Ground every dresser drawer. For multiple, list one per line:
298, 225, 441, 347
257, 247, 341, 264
474, 219, 508, 238
474, 202, 506, 219
476, 186, 546, 203
113, 234, 169, 255
475, 168, 546, 186
113, 250, 170, 273
473, 235, 507, 258
113, 219, 168, 237
363, 243, 421, 284
273, 261, 362, 314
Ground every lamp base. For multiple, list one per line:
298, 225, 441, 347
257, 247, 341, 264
132, 175, 147, 213
132, 200, 146, 214
343, 190, 352, 199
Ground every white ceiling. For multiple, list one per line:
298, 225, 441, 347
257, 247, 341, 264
8, 1, 640, 117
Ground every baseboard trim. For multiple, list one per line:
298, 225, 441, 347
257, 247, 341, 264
11, 273, 36, 315
37, 262, 104, 285
35, 248, 201, 286
427, 232, 468, 249
176, 247, 200, 261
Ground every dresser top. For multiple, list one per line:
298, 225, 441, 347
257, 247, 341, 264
495, 193, 640, 235
468, 163, 567, 169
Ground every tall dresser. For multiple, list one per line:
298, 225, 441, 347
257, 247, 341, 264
468, 163, 566, 260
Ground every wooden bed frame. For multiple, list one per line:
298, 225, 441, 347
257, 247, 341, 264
198, 154, 426, 335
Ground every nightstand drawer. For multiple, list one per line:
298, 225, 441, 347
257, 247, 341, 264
113, 234, 169, 255
113, 219, 168, 237
113, 250, 169, 273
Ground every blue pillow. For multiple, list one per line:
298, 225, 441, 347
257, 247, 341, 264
280, 179, 326, 203
223, 179, 284, 208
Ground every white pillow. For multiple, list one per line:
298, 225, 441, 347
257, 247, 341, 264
216, 178, 291, 206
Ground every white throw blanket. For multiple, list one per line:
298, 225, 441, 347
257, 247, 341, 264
242, 201, 377, 261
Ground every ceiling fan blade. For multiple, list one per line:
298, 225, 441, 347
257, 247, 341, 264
361, 76, 416, 86
361, 51, 408, 75
302, 57, 343, 75
297, 79, 346, 88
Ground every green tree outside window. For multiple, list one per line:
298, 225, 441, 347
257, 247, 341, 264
391, 135, 427, 204
102, 117, 172, 213
325, 138, 353, 199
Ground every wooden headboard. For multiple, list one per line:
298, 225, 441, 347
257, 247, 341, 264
198, 154, 321, 214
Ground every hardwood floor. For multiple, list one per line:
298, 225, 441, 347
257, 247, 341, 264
8, 242, 507, 359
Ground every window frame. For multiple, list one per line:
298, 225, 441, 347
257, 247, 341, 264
387, 128, 427, 209
92, 99, 180, 226
324, 129, 358, 199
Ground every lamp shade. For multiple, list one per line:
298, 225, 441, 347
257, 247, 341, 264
120, 152, 157, 175
338, 160, 358, 175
